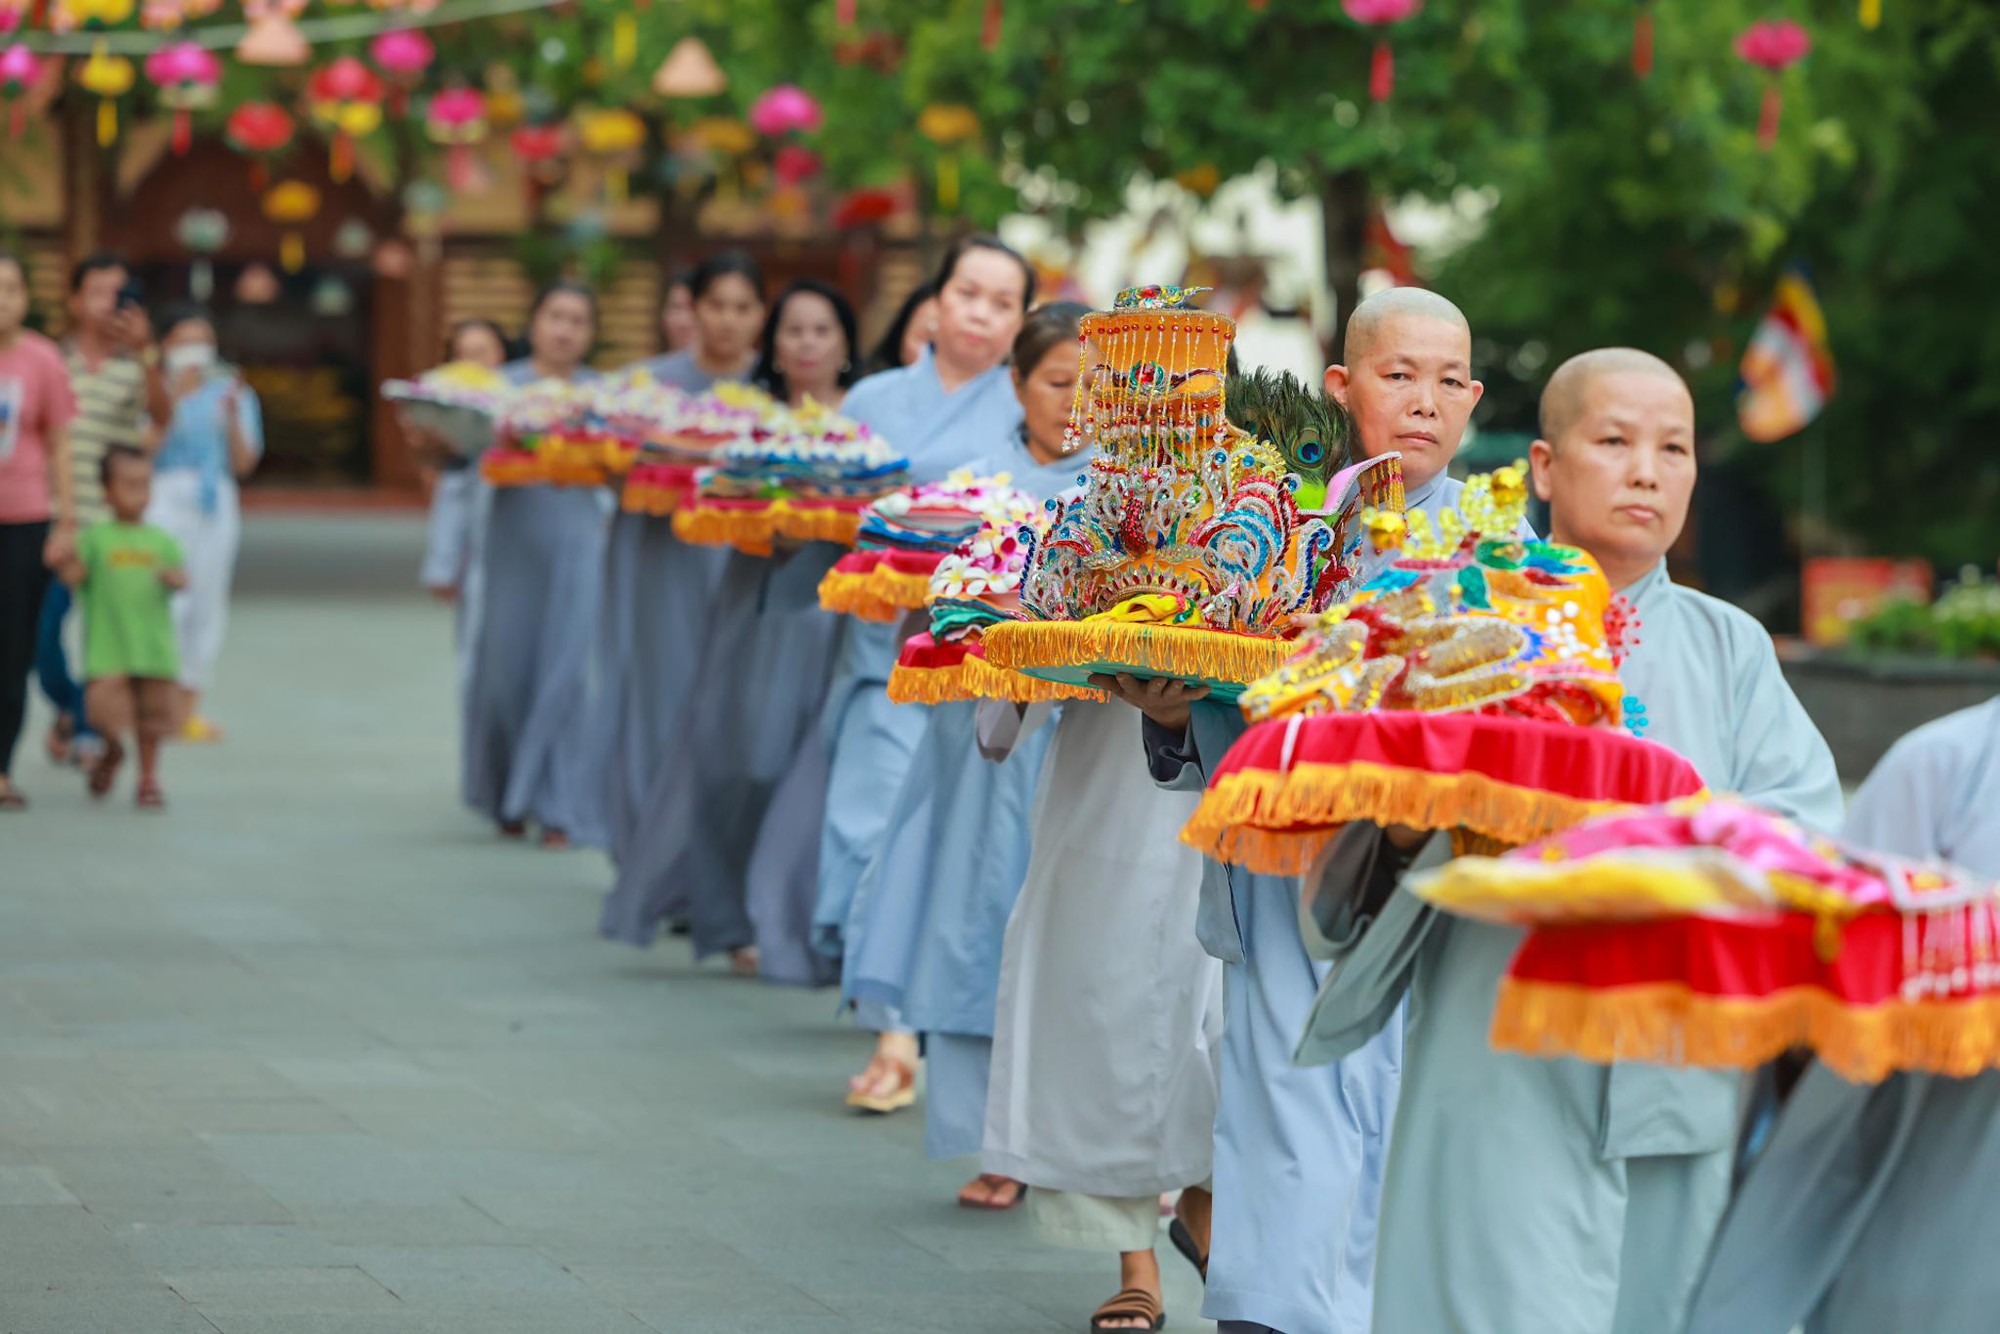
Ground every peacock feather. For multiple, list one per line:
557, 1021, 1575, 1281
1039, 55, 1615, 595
1224, 370, 1354, 512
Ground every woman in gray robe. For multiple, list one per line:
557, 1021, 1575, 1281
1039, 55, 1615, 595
460, 283, 609, 848
593, 254, 763, 870
1688, 695, 2000, 1334
600, 279, 865, 985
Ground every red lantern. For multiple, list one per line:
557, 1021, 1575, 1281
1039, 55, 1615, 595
307, 55, 385, 183
225, 99, 294, 190
1735, 20, 1810, 151
1342, 0, 1421, 103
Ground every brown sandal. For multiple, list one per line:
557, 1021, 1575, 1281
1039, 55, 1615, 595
1089, 1286, 1165, 1331
88, 738, 125, 798
844, 1056, 916, 1114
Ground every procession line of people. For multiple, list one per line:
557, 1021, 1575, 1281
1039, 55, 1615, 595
427, 247, 1986, 1333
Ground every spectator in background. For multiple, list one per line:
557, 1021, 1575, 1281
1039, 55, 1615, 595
144, 306, 264, 742
417, 317, 512, 604
868, 281, 938, 375
660, 271, 697, 356
636, 252, 765, 392
53, 446, 185, 809
38, 252, 170, 768
0, 250, 78, 810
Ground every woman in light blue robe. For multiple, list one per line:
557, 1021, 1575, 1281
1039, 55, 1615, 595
460, 283, 609, 848
838, 303, 1097, 1189
600, 278, 865, 985
1136, 464, 1472, 1334
1688, 695, 2000, 1334
593, 254, 763, 870
803, 238, 1041, 1109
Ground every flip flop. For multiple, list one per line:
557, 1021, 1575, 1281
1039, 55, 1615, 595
1167, 1218, 1207, 1283
1088, 1287, 1165, 1332
135, 779, 165, 810
957, 1174, 1027, 1211
844, 1056, 916, 1114
0, 789, 26, 811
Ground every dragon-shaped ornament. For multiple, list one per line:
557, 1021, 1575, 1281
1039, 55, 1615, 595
987, 286, 1394, 695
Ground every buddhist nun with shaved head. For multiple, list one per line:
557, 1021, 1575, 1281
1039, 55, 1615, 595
1101, 287, 1500, 1333
1291, 347, 1842, 1333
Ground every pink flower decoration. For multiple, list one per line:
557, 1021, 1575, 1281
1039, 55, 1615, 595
749, 84, 823, 136
0, 43, 39, 87
144, 41, 221, 90
427, 86, 485, 132
1736, 19, 1810, 71
370, 28, 435, 79
1342, 0, 1419, 24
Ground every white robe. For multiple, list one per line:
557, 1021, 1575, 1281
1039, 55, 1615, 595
981, 702, 1223, 1198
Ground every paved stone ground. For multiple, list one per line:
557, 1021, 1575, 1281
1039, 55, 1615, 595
4, 514, 1213, 1334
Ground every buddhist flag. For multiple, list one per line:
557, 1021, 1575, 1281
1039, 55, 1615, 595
1737, 266, 1836, 443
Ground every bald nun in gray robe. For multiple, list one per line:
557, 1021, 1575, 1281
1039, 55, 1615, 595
1296, 558, 1842, 1333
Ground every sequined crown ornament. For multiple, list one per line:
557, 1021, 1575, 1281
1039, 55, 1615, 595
1181, 463, 1706, 874
981, 287, 1362, 698
1239, 463, 1629, 726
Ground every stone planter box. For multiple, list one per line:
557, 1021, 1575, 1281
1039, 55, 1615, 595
1782, 652, 2000, 783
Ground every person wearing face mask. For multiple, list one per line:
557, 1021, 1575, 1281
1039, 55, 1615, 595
601, 280, 866, 982
460, 282, 607, 849
831, 303, 1092, 1209
592, 256, 765, 875
1293, 348, 1839, 1334
807, 236, 1035, 1114
142, 307, 263, 742
1104, 288, 1507, 1334
635, 252, 765, 392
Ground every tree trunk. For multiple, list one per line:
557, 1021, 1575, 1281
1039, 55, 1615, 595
1318, 167, 1370, 364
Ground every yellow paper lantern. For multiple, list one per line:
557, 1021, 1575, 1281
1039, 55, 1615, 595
76, 47, 134, 146
262, 180, 321, 273
917, 103, 980, 210
574, 106, 646, 204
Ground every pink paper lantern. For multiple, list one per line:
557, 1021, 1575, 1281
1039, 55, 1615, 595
0, 43, 39, 140
426, 87, 487, 194
749, 84, 822, 137
144, 40, 222, 154
1342, 0, 1421, 102
1736, 19, 1811, 150
371, 28, 435, 76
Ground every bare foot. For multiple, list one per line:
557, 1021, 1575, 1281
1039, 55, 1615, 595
956, 1174, 1025, 1210
539, 827, 570, 850
729, 945, 760, 978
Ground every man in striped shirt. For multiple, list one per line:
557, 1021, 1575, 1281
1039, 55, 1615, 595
36, 252, 170, 764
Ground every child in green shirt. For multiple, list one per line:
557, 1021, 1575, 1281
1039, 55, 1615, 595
56, 446, 186, 808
